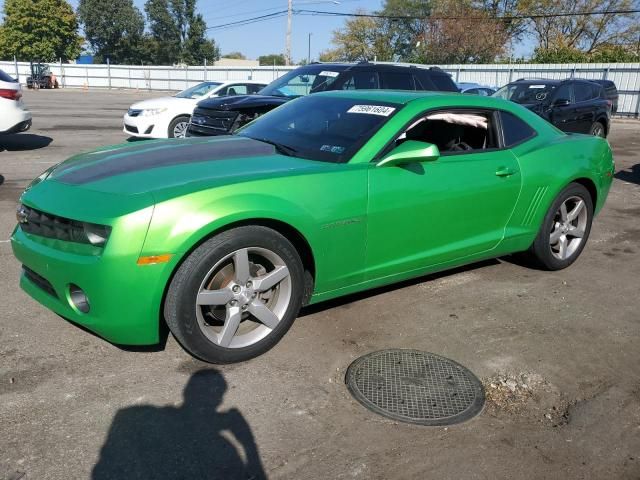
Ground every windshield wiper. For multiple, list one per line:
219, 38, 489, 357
255, 138, 298, 157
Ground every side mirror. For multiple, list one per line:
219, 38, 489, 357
377, 140, 440, 168
552, 98, 570, 107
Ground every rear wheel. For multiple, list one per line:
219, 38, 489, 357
168, 115, 190, 138
589, 121, 606, 138
529, 183, 593, 270
164, 226, 304, 363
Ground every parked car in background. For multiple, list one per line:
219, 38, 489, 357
493, 78, 611, 137
187, 62, 459, 136
0, 69, 32, 134
13, 91, 613, 363
591, 79, 619, 114
123, 80, 267, 139
457, 82, 496, 96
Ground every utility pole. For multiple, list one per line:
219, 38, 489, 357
308, 33, 312, 63
286, 0, 293, 66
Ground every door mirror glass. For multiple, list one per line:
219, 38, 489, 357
377, 140, 440, 168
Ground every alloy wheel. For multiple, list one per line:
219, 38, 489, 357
195, 247, 292, 348
173, 121, 189, 138
549, 195, 588, 260
592, 124, 605, 137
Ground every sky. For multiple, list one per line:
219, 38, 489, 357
1, 0, 531, 62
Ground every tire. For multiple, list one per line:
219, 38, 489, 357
168, 115, 190, 138
589, 121, 606, 138
528, 183, 593, 270
164, 226, 305, 363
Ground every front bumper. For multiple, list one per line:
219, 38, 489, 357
123, 113, 164, 139
11, 221, 177, 346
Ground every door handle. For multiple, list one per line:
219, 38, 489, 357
495, 166, 518, 177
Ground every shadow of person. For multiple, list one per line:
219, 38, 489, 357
92, 369, 266, 480
615, 163, 640, 185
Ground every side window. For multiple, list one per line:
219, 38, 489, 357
340, 71, 379, 90
380, 72, 414, 90
574, 83, 592, 103
464, 88, 479, 95
553, 84, 572, 104
396, 110, 498, 153
430, 74, 457, 92
500, 111, 536, 147
226, 85, 247, 95
247, 84, 263, 94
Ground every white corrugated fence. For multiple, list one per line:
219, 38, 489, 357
1, 60, 638, 116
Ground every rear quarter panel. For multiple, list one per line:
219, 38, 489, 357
503, 133, 614, 251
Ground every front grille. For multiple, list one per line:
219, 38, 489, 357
23, 266, 58, 298
127, 109, 142, 117
124, 124, 139, 133
191, 109, 239, 132
18, 205, 110, 246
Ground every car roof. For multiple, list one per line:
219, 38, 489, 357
217, 80, 266, 85
303, 62, 450, 74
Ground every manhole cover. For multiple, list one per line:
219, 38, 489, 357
345, 349, 484, 426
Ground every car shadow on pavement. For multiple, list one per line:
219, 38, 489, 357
92, 369, 267, 480
615, 163, 640, 185
300, 259, 499, 317
0, 134, 52, 151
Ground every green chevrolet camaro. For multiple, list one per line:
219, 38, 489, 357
12, 91, 614, 363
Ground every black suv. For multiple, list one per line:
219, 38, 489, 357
187, 62, 458, 136
493, 78, 611, 137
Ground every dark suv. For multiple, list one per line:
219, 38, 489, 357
493, 78, 611, 137
187, 62, 458, 136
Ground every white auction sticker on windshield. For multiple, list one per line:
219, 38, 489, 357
347, 105, 396, 116
529, 85, 546, 88
320, 70, 340, 78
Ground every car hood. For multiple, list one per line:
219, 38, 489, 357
130, 96, 197, 110
196, 94, 290, 112
38, 136, 331, 200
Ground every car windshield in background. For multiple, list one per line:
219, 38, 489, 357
258, 66, 348, 98
174, 82, 222, 99
494, 83, 557, 104
237, 95, 401, 163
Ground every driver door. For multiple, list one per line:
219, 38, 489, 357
365, 110, 522, 281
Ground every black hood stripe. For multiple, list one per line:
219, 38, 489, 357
54, 137, 275, 185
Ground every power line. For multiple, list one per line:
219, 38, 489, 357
296, 8, 640, 21
204, 7, 640, 33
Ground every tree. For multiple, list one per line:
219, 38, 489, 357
324, 12, 395, 62
0, 0, 82, 62
519, 0, 640, 54
144, 0, 219, 65
258, 53, 286, 66
78, 0, 145, 64
223, 51, 246, 59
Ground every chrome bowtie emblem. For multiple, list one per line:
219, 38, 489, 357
16, 206, 28, 224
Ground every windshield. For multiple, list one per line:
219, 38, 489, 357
494, 83, 557, 104
259, 65, 348, 98
237, 95, 401, 163
175, 82, 222, 99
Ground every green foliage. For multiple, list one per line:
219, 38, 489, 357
532, 44, 640, 63
78, 0, 145, 64
223, 52, 246, 60
144, 0, 219, 65
0, 0, 83, 62
325, 12, 395, 62
258, 53, 286, 66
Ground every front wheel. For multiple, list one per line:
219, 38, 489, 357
164, 226, 305, 363
168, 115, 190, 138
589, 121, 606, 138
528, 183, 594, 270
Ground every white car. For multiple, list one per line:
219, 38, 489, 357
0, 69, 32, 134
123, 80, 267, 139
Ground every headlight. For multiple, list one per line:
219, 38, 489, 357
141, 108, 167, 117
82, 222, 111, 246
